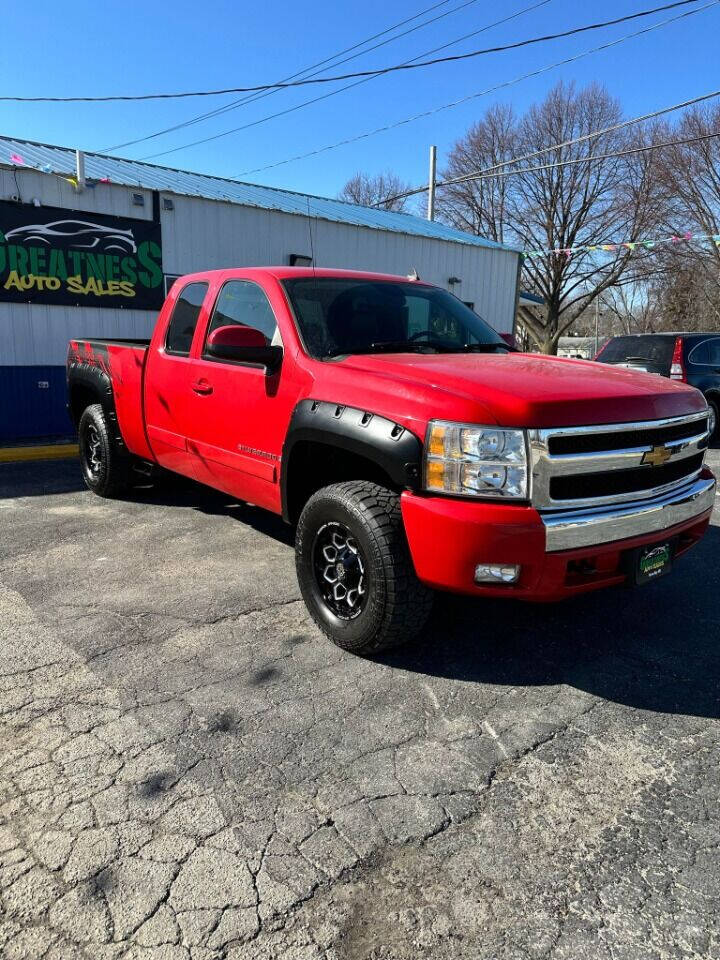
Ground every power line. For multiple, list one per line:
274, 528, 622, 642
2, 0, 702, 103
434, 90, 720, 191
237, 0, 717, 176
118, 0, 486, 158
379, 91, 720, 203
138, 0, 552, 162
387, 132, 720, 200
100, 0, 469, 153
137, 0, 548, 161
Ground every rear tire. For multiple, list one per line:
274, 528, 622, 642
295, 481, 433, 655
78, 404, 131, 498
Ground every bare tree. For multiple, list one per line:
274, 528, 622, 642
602, 279, 662, 335
658, 105, 720, 250
653, 105, 720, 330
338, 171, 412, 212
438, 102, 519, 244
653, 260, 720, 330
439, 82, 659, 353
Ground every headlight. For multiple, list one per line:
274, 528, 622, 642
424, 421, 528, 499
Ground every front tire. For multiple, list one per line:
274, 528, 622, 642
78, 404, 131, 498
295, 481, 433, 655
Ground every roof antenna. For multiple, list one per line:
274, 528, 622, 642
306, 198, 316, 277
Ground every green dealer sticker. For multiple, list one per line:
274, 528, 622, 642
639, 544, 671, 579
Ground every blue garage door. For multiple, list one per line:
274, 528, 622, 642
0, 367, 74, 443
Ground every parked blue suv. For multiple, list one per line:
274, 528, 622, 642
595, 333, 720, 438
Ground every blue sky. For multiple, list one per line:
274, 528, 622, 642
2, 0, 719, 204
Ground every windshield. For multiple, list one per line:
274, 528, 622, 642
281, 278, 508, 359
596, 335, 675, 372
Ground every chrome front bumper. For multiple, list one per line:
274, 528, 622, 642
542, 474, 716, 551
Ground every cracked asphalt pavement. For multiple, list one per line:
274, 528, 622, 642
0, 451, 719, 960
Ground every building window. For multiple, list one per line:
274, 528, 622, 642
164, 274, 182, 297
289, 254, 313, 267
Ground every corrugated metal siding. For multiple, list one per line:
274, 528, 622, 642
0, 165, 160, 366
0, 302, 156, 366
0, 166, 156, 221
0, 170, 519, 366
0, 366, 73, 442
1, 145, 520, 440
0, 135, 517, 252
161, 194, 519, 334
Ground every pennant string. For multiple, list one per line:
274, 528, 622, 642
5, 150, 112, 189
523, 232, 720, 257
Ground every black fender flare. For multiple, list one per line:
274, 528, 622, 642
281, 399, 423, 521
67, 350, 125, 448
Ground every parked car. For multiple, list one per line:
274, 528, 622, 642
67, 268, 716, 655
595, 333, 720, 437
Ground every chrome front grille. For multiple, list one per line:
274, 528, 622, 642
529, 412, 710, 511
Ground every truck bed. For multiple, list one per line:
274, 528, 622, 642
70, 337, 151, 349
67, 337, 152, 461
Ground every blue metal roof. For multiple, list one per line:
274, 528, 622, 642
519, 290, 545, 305
0, 134, 516, 253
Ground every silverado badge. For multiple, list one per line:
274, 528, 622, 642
642, 444, 673, 467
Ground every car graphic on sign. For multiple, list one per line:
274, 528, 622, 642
3, 219, 137, 254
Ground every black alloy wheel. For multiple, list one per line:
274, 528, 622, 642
295, 481, 433, 655
83, 420, 104, 478
312, 521, 368, 620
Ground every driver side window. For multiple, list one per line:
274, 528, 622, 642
205, 280, 279, 352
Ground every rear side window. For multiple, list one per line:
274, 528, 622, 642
690, 337, 720, 365
690, 341, 710, 364
205, 280, 278, 347
165, 282, 208, 355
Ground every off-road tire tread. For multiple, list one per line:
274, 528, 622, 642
79, 404, 132, 498
296, 480, 433, 654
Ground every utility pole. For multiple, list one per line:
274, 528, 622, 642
427, 145, 437, 221
75, 150, 86, 192
595, 296, 600, 357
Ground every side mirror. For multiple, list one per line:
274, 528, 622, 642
206, 324, 283, 372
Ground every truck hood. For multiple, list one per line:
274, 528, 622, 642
326, 352, 706, 429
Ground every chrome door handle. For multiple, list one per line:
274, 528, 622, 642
191, 380, 213, 395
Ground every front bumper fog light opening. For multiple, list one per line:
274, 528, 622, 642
474, 563, 521, 585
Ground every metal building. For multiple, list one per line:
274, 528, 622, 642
0, 135, 521, 442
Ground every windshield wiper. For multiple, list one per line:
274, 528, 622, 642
457, 342, 511, 353
324, 339, 454, 358
322, 339, 511, 359
616, 356, 657, 363
370, 339, 458, 353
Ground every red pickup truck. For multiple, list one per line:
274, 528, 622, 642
67, 267, 716, 655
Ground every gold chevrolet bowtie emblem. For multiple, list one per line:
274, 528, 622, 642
642, 444, 673, 467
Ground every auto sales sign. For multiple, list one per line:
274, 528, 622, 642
0, 201, 163, 309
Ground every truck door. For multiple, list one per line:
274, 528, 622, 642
185, 278, 302, 513
143, 280, 210, 478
